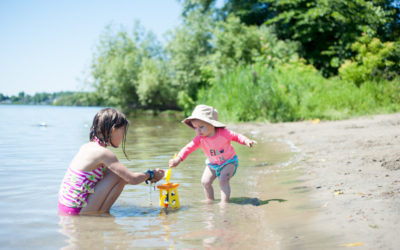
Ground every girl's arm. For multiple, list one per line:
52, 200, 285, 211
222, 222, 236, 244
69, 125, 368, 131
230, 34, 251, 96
103, 150, 164, 184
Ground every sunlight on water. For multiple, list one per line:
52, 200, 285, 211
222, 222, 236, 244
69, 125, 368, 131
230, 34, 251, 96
0, 105, 334, 249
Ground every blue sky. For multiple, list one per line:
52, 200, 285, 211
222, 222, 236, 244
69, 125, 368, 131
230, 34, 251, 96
0, 0, 182, 96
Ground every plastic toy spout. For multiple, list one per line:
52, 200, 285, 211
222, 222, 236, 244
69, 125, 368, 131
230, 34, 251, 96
165, 169, 171, 184
165, 153, 177, 184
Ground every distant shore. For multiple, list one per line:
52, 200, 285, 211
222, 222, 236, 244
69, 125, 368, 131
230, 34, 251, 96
233, 112, 400, 249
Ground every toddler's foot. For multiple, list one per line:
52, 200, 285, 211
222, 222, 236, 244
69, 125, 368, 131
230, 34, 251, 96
202, 199, 215, 204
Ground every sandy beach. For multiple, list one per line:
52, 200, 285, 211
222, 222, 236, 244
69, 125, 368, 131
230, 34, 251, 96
233, 112, 400, 249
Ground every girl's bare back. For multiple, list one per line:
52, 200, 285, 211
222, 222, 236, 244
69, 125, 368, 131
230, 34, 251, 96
69, 142, 108, 172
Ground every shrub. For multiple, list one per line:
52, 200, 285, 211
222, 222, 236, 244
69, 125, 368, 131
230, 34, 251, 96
339, 34, 400, 86
198, 60, 400, 122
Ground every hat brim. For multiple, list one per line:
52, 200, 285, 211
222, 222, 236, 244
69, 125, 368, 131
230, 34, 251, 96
182, 116, 225, 129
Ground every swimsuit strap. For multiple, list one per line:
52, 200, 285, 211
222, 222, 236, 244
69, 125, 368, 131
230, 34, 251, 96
92, 136, 104, 147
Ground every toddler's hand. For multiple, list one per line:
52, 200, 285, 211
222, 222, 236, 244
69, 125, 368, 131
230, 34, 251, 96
169, 157, 181, 168
246, 139, 257, 147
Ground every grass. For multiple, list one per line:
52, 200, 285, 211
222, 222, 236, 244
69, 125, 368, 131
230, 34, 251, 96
197, 61, 400, 122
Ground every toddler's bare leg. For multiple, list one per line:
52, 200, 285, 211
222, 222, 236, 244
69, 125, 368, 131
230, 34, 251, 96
201, 166, 217, 202
218, 163, 235, 203
81, 169, 126, 214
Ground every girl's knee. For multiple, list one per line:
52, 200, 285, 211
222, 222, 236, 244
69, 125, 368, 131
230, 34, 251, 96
104, 169, 123, 183
117, 179, 127, 189
119, 177, 127, 185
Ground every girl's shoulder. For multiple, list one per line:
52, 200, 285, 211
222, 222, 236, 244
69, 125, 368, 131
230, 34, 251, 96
72, 142, 117, 171
80, 141, 106, 151
79, 142, 115, 160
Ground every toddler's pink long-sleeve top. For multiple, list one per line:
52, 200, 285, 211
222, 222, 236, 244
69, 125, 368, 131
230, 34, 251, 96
177, 128, 249, 165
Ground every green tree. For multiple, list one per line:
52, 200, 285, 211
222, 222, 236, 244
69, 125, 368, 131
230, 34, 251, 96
90, 22, 163, 111
339, 34, 400, 86
166, 10, 215, 112
264, 0, 398, 76
137, 57, 177, 109
52, 92, 99, 106
221, 0, 271, 25
180, 0, 217, 16
32, 92, 51, 104
18, 91, 25, 103
209, 15, 298, 73
180, 0, 400, 76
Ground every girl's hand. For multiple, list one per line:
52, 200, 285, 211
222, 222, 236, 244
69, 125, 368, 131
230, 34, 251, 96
169, 157, 181, 168
151, 168, 165, 183
246, 139, 257, 148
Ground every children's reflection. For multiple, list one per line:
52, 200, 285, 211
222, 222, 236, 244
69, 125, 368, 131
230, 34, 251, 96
158, 210, 178, 249
201, 202, 239, 248
58, 214, 130, 249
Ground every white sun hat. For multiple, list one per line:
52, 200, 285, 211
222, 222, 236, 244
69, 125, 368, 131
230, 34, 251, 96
182, 104, 226, 129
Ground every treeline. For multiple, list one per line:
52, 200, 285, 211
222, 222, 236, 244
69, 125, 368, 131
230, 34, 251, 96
0, 91, 101, 106
9, 1, 399, 122
88, 0, 400, 122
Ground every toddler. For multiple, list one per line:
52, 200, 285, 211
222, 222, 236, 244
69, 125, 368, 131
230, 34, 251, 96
169, 104, 256, 203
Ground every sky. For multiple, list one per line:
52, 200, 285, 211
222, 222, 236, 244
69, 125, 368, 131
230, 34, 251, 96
0, 0, 182, 96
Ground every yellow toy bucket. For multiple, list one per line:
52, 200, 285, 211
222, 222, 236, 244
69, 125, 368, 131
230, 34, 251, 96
157, 183, 180, 209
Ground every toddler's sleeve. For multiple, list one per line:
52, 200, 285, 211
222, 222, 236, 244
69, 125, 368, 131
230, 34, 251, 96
224, 128, 249, 145
177, 136, 201, 161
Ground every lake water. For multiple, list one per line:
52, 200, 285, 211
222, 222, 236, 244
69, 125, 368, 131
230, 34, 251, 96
0, 105, 335, 249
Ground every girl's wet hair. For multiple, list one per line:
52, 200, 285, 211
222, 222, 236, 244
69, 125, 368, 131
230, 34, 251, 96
90, 108, 129, 158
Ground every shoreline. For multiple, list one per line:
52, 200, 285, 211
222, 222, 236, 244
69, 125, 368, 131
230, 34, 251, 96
232, 112, 400, 249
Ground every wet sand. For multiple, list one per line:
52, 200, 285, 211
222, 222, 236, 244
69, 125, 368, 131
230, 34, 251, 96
233, 112, 400, 249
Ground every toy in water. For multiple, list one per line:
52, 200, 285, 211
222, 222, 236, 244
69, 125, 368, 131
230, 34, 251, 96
157, 154, 180, 209
157, 182, 180, 209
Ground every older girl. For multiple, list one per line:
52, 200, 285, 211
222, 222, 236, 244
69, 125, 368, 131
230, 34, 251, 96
58, 108, 164, 215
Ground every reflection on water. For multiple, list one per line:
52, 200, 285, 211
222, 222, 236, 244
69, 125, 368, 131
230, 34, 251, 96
0, 105, 335, 249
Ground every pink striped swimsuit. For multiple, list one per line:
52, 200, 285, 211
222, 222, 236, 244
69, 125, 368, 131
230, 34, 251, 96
58, 165, 106, 215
